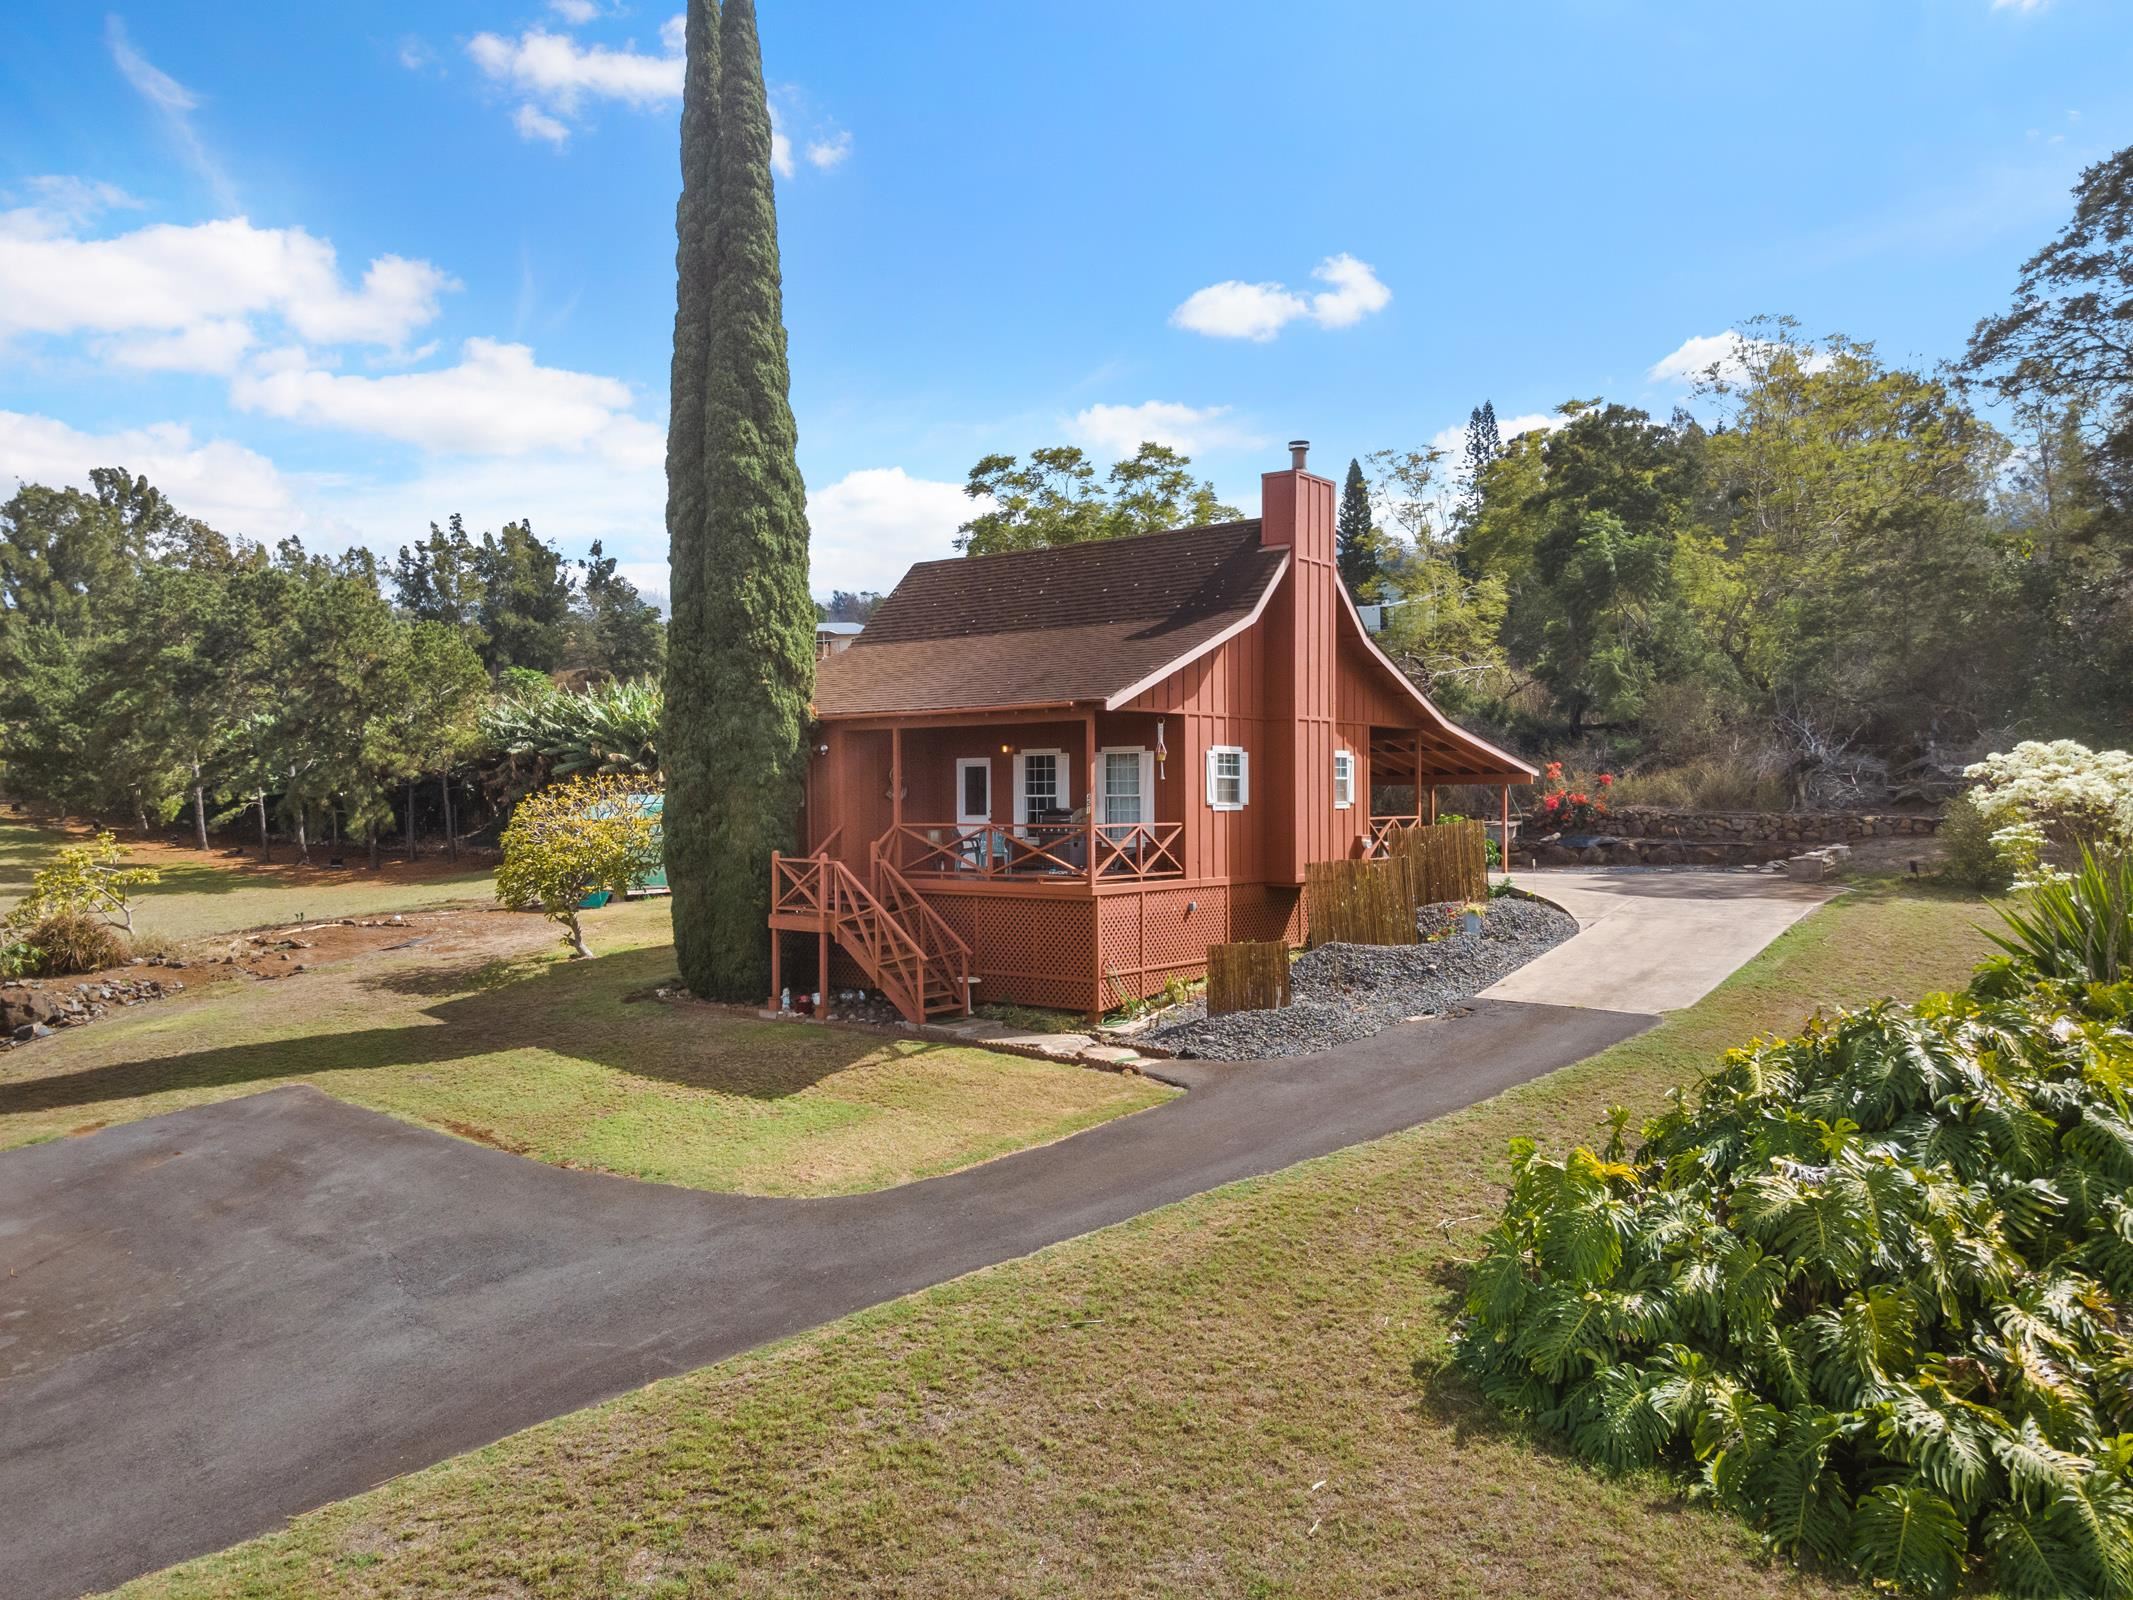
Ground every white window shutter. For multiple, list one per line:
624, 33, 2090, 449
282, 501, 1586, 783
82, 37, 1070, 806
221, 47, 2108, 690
1238, 749, 1250, 806
1205, 747, 1217, 807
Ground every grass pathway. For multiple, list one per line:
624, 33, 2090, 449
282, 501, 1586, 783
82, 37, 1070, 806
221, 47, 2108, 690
114, 884, 1999, 1599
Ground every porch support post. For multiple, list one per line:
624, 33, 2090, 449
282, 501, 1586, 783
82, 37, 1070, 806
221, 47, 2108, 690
1084, 707, 1099, 887
887, 725, 904, 853
816, 924, 830, 1019
1499, 784, 1510, 880
769, 928, 782, 1012
1415, 734, 1426, 822
1425, 783, 1438, 826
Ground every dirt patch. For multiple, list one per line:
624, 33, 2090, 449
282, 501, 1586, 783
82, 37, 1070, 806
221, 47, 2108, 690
3, 908, 547, 1052
12, 812, 498, 887
440, 1120, 534, 1155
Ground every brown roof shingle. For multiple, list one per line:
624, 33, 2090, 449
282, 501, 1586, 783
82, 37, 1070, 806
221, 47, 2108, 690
815, 520, 1286, 717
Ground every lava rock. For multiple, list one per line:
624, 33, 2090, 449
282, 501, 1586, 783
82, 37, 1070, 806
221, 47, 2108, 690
1150, 896, 1579, 1060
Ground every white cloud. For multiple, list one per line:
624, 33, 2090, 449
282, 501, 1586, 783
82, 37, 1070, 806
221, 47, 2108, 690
514, 103, 572, 146
1171, 253, 1391, 341
1071, 401, 1266, 459
0, 209, 454, 354
804, 131, 853, 171
230, 337, 657, 459
105, 17, 239, 216
1992, 0, 2047, 11
1648, 329, 1838, 387
805, 467, 978, 594
468, 23, 683, 143
1170, 279, 1306, 342
1647, 331, 1745, 384
7, 176, 141, 234
0, 409, 311, 541
466, 17, 850, 173
106, 317, 256, 375
1305, 253, 1393, 329
396, 37, 436, 72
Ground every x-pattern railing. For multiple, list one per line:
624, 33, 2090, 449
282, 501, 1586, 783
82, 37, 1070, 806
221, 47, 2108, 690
878, 820, 1184, 881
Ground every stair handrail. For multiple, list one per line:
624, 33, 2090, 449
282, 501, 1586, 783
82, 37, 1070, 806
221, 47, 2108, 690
870, 844, 971, 960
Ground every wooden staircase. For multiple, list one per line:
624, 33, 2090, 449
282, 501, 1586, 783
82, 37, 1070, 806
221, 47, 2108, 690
769, 851, 971, 1026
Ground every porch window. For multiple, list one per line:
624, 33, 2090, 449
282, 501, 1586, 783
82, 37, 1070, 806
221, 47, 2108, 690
1101, 747, 1153, 830
1206, 745, 1249, 811
1333, 749, 1355, 810
1015, 749, 1065, 825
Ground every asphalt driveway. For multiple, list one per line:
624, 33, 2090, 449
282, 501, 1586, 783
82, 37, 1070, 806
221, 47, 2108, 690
3, 998, 1646, 1598
1, 867, 1839, 1598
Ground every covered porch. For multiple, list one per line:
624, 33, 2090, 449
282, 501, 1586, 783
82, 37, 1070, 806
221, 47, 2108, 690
809, 705, 1189, 888
1362, 726, 1524, 866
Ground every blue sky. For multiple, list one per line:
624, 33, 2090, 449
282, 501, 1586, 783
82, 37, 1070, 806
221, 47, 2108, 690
1, 0, 2123, 601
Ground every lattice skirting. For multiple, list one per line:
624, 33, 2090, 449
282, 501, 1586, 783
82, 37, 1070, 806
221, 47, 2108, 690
801, 883, 1306, 1015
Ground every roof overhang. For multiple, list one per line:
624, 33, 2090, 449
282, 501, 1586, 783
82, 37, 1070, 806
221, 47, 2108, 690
1333, 581, 1537, 783
1101, 551, 1290, 710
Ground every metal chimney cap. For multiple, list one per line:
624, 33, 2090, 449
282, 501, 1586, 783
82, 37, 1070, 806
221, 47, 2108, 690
1287, 439, 1310, 469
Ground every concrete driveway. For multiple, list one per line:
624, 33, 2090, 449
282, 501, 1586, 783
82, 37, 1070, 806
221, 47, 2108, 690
1483, 867, 1840, 1012
1, 867, 1840, 1597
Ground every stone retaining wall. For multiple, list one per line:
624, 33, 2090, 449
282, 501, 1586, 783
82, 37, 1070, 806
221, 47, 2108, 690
1594, 808, 1940, 844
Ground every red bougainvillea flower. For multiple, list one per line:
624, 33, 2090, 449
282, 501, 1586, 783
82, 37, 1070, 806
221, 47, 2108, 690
1597, 772, 1615, 788
1545, 761, 1564, 780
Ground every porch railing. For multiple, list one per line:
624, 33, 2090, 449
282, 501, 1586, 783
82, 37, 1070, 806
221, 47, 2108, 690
1364, 815, 1418, 858
876, 820, 1185, 881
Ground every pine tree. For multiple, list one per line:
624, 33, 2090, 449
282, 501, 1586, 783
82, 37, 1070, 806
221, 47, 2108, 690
1335, 457, 1378, 595
664, 0, 816, 1002
1455, 401, 1501, 540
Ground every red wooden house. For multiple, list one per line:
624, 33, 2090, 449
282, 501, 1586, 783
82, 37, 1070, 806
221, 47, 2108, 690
770, 442, 1535, 1021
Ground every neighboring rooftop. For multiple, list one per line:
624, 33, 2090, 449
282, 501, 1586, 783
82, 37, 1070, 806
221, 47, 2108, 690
813, 520, 1288, 716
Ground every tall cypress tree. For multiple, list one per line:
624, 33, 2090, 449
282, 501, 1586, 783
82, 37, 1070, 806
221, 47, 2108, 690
1335, 456, 1377, 595
664, 0, 815, 1002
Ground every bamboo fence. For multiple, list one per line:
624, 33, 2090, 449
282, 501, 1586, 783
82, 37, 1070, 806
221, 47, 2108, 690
1206, 940, 1292, 1015
1304, 820, 1490, 948
1389, 818, 1489, 907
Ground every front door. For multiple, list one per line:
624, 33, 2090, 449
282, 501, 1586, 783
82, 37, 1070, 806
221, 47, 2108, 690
956, 758, 992, 827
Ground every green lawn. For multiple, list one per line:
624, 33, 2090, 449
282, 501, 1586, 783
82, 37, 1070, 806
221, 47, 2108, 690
1, 819, 498, 942
110, 883, 2002, 1600
1, 895, 1174, 1196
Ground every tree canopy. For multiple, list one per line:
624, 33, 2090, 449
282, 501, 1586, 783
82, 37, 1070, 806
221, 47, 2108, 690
955, 442, 1239, 556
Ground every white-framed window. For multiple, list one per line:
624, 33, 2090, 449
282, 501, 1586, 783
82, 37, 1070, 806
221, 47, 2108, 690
1205, 745, 1249, 811
1013, 749, 1066, 826
1100, 746, 1155, 835
955, 757, 992, 826
1333, 749, 1355, 810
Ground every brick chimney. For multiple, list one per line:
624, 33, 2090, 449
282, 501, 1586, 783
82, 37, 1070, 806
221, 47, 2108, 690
1259, 439, 1339, 884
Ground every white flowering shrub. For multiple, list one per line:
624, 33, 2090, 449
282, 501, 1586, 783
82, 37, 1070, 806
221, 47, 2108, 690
1963, 740, 2133, 886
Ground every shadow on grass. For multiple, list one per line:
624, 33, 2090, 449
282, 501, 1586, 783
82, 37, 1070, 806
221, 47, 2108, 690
135, 859, 495, 901
0, 820, 66, 899
0, 943, 920, 1121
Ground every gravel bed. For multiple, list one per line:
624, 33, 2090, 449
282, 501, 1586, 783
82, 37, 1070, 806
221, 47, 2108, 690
1147, 895, 1579, 1060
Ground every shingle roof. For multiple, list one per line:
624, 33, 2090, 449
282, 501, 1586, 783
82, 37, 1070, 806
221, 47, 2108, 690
813, 520, 1287, 717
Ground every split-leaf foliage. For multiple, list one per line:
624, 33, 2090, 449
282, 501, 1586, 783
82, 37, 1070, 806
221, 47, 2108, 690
1457, 875, 2133, 1596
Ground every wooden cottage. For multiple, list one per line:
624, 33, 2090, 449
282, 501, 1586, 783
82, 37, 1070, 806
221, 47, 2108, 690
771, 442, 1536, 1021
